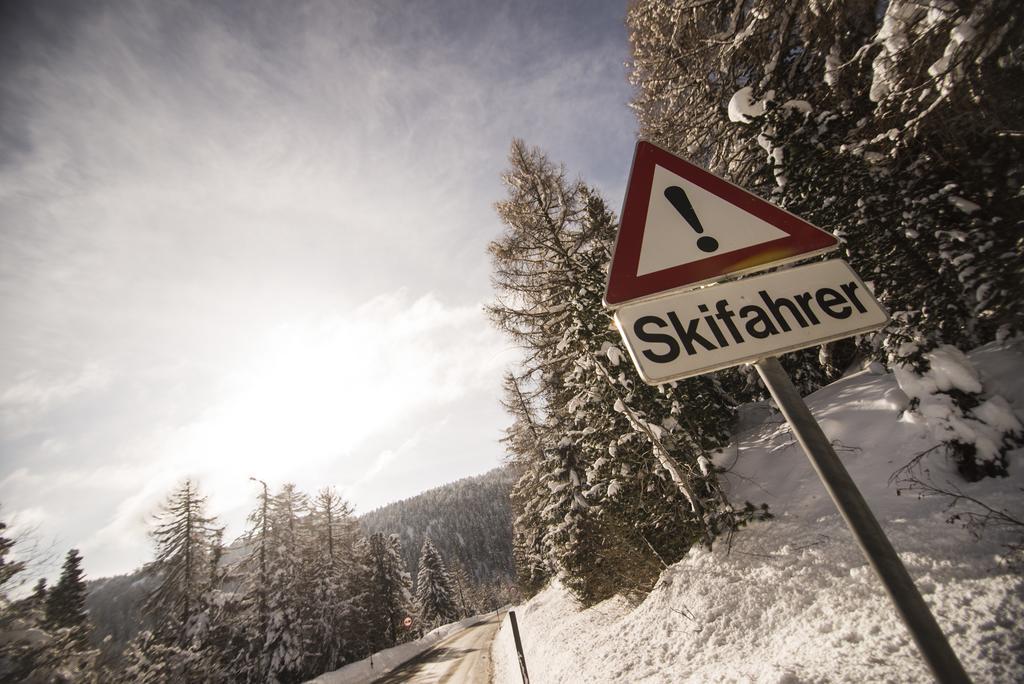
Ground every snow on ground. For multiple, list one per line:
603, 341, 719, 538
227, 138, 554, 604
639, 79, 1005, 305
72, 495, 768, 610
308, 615, 484, 684
493, 340, 1024, 683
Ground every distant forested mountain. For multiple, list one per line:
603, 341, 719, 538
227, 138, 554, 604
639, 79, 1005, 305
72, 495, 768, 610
359, 467, 516, 588
80, 467, 515, 673
85, 570, 154, 666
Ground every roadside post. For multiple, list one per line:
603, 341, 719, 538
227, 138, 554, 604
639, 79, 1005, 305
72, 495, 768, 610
508, 610, 530, 684
604, 140, 970, 683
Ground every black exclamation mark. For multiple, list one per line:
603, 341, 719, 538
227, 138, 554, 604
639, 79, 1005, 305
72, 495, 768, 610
664, 186, 719, 253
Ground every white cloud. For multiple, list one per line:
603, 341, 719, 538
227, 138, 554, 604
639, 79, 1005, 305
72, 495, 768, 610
1, 364, 112, 437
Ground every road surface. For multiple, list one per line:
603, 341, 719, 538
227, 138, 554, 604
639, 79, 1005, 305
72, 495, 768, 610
372, 612, 505, 683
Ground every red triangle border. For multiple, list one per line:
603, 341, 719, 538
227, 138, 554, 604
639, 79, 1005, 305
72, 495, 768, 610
604, 141, 838, 307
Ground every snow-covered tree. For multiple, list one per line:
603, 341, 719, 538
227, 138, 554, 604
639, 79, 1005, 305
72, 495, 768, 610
221, 477, 275, 683
118, 629, 210, 684
262, 483, 310, 683
447, 557, 473, 618
365, 532, 414, 649
488, 140, 752, 602
500, 375, 548, 586
142, 480, 223, 647
626, 0, 1023, 478
306, 487, 368, 673
119, 481, 226, 682
415, 539, 458, 628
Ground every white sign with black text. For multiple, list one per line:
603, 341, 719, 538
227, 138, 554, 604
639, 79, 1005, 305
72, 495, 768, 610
614, 259, 888, 385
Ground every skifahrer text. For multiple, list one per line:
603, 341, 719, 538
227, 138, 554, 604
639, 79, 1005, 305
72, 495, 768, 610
614, 260, 888, 384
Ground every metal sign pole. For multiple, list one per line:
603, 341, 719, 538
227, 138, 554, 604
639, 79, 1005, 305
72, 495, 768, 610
508, 610, 530, 684
753, 356, 970, 683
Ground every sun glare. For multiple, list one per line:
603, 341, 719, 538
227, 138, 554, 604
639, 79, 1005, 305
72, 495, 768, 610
164, 293, 506, 503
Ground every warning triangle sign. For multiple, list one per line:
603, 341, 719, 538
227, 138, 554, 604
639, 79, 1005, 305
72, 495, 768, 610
604, 141, 838, 307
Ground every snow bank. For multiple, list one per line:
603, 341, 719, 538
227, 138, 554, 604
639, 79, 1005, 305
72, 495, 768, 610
492, 340, 1024, 683
308, 614, 484, 684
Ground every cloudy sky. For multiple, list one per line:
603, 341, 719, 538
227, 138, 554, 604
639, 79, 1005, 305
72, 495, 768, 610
0, 0, 637, 579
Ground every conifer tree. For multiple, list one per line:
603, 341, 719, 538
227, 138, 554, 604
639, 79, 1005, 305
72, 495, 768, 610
218, 481, 320, 683
448, 558, 474, 618
1, 523, 96, 682
415, 539, 458, 628
365, 532, 414, 649
500, 373, 555, 596
45, 549, 91, 647
0, 524, 23, 592
143, 480, 222, 647
222, 476, 274, 683
308, 487, 369, 672
118, 629, 207, 684
0, 521, 37, 679
119, 482, 226, 683
488, 140, 751, 603
263, 483, 310, 683
29, 577, 48, 608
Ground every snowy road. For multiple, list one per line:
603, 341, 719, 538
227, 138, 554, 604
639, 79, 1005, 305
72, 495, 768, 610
372, 612, 505, 683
